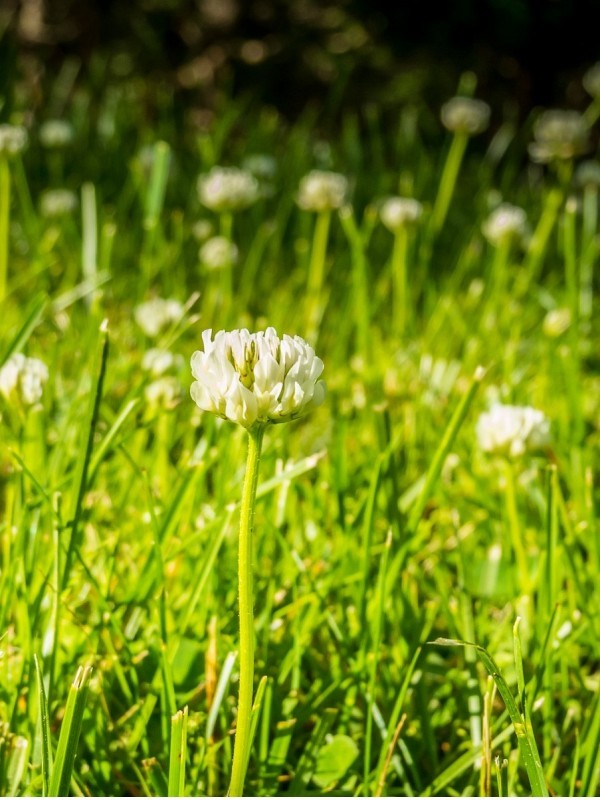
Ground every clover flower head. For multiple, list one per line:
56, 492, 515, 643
142, 348, 184, 377
297, 170, 348, 212
476, 403, 551, 459
583, 62, 600, 98
0, 353, 49, 407
134, 298, 184, 338
529, 110, 589, 163
543, 307, 571, 338
0, 124, 28, 156
199, 236, 239, 271
575, 160, 600, 189
145, 376, 182, 409
39, 119, 74, 149
40, 189, 78, 218
380, 196, 423, 232
482, 203, 528, 247
197, 166, 260, 212
441, 97, 490, 135
243, 153, 277, 180
191, 219, 214, 242
190, 327, 326, 428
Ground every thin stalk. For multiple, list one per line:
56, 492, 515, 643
431, 132, 468, 233
580, 185, 597, 329
503, 459, 531, 596
0, 156, 10, 302
391, 227, 409, 337
306, 210, 332, 341
520, 188, 563, 290
228, 424, 265, 798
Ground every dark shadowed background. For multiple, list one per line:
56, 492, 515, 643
1, 0, 598, 124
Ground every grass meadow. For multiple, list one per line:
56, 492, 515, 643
0, 67, 599, 796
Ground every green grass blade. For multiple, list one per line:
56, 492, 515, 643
34, 655, 52, 796
48, 665, 93, 797
168, 706, 188, 797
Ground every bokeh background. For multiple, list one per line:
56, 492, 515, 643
1, 0, 599, 124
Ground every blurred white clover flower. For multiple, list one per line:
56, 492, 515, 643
543, 307, 571, 338
142, 348, 184, 377
482, 203, 528, 247
476, 403, 551, 459
0, 353, 49, 407
441, 97, 490, 135
39, 189, 78, 218
0, 124, 28, 156
380, 196, 423, 232
583, 62, 600, 98
199, 236, 239, 271
39, 119, 74, 149
145, 376, 182, 409
197, 166, 259, 212
190, 327, 325, 428
242, 154, 277, 180
191, 219, 214, 242
134, 298, 184, 337
297, 170, 348, 212
529, 110, 589, 163
575, 160, 600, 189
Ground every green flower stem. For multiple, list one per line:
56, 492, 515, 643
219, 211, 234, 316
228, 424, 265, 798
519, 187, 563, 292
0, 155, 10, 302
503, 460, 531, 596
580, 184, 597, 330
306, 210, 332, 341
431, 132, 468, 233
391, 226, 409, 337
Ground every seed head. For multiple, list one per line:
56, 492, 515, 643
190, 327, 326, 428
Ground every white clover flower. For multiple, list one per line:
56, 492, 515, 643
39, 119, 74, 149
145, 376, 182, 409
191, 219, 214, 242
190, 327, 326, 428
199, 236, 239, 271
197, 166, 259, 212
575, 160, 600, 189
134, 298, 184, 338
142, 348, 184, 377
529, 110, 589, 163
476, 403, 551, 459
441, 97, 490, 135
380, 196, 423, 232
482, 203, 528, 247
297, 170, 348, 212
0, 353, 49, 407
39, 189, 78, 218
243, 153, 277, 180
0, 124, 28, 156
583, 62, 600, 98
543, 307, 571, 338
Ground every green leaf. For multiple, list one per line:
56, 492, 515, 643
312, 735, 359, 789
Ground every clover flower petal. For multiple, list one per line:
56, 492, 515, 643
190, 327, 325, 428
482, 203, 528, 247
197, 166, 259, 212
441, 97, 490, 135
